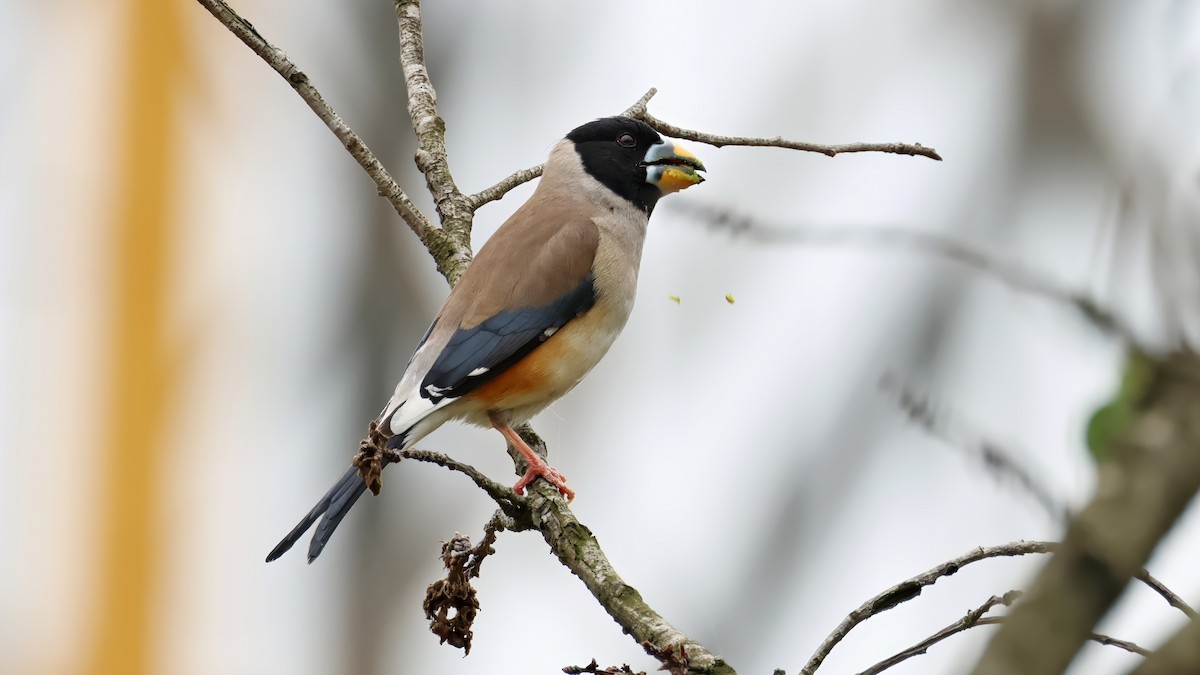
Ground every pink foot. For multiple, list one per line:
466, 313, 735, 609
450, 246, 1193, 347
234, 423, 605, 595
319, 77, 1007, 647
490, 415, 576, 502
512, 458, 574, 501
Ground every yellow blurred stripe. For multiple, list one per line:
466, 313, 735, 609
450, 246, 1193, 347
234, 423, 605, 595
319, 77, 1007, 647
82, 0, 184, 673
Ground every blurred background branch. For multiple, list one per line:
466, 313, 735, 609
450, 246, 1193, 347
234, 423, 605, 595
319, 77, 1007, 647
971, 353, 1200, 675
802, 539, 1191, 675
669, 201, 1138, 343
881, 375, 1068, 521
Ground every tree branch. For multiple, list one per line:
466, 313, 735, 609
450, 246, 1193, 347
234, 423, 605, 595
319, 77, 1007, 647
638, 110, 943, 161
1134, 572, 1198, 620
970, 353, 1200, 675
393, 0, 474, 282
389, 448, 532, 524
511, 427, 734, 675
467, 88, 942, 209
194, 0, 437, 245
857, 591, 1149, 675
466, 164, 545, 210
799, 541, 1053, 675
858, 591, 1022, 675
802, 539, 1188, 675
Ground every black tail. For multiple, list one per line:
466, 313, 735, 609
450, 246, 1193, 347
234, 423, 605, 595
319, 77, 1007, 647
265, 466, 369, 564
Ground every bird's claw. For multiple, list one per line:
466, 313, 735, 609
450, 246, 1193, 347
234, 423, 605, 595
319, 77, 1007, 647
513, 461, 575, 502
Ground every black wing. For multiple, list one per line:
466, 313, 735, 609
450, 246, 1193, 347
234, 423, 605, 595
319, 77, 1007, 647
419, 272, 595, 403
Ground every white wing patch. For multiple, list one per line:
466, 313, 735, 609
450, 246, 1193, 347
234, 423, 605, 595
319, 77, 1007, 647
467, 367, 489, 377
380, 389, 457, 438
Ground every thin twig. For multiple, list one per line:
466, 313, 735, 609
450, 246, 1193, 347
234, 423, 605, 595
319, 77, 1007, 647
392, 448, 531, 523
858, 588, 1149, 675
639, 110, 943, 161
881, 375, 1067, 521
802, 539, 1189, 675
977, 619, 1149, 657
674, 201, 1139, 343
466, 164, 545, 210
799, 541, 1054, 675
194, 0, 436, 243
1134, 570, 1198, 620
466, 87, 942, 209
857, 591, 1023, 675
1084, 630, 1150, 657
862, 607, 1150, 675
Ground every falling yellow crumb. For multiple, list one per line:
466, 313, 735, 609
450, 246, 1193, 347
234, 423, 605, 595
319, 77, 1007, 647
725, 293, 735, 304
668, 295, 681, 304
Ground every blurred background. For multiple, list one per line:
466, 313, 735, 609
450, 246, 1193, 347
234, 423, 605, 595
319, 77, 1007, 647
3, 0, 1199, 673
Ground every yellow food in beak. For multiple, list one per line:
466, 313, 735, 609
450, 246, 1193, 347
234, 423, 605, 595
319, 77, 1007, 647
658, 165, 705, 193
644, 140, 706, 194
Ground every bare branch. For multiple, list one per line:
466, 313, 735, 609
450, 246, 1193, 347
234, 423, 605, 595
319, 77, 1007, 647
857, 591, 1149, 675
390, 448, 531, 521
858, 591, 1022, 675
800, 541, 1054, 675
674, 202, 1140, 343
466, 86, 941, 209
638, 110, 942, 161
1084, 631, 1150, 657
512, 427, 734, 675
194, 0, 437, 244
1134, 571, 1198, 620
465, 163, 545, 210
981, 620, 1149, 658
970, 354, 1200, 675
881, 376, 1067, 521
393, 0, 474, 281
620, 87, 659, 117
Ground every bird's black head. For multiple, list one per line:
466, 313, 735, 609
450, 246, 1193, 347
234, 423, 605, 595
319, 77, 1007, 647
567, 117, 705, 214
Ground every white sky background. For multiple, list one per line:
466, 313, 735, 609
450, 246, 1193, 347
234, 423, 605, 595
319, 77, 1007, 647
3, 1, 1200, 674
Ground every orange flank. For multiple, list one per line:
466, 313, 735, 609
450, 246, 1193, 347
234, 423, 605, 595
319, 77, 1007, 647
467, 331, 575, 409
465, 299, 618, 415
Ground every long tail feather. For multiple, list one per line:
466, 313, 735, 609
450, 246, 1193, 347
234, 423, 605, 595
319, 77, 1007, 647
265, 466, 367, 563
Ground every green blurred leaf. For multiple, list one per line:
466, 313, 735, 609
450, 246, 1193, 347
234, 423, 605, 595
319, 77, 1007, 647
1085, 350, 1156, 463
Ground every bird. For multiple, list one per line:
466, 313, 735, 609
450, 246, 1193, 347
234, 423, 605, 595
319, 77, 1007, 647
266, 116, 706, 563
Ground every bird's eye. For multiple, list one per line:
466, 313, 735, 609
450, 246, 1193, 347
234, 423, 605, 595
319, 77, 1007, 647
617, 132, 636, 147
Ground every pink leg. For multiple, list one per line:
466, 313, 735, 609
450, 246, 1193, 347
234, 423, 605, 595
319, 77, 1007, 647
490, 417, 575, 502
